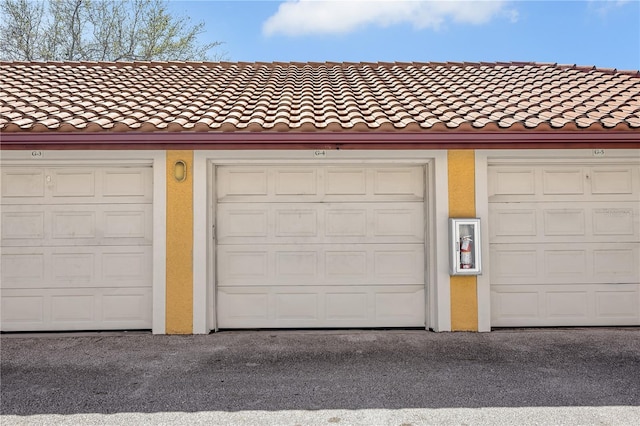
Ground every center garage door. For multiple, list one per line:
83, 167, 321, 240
489, 163, 640, 327
1, 166, 153, 331
215, 165, 426, 328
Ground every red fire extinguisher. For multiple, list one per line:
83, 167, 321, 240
460, 236, 473, 269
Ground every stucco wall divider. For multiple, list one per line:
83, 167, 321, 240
448, 151, 478, 331
475, 151, 492, 332
432, 152, 451, 331
192, 154, 210, 334
166, 151, 193, 334
152, 151, 167, 334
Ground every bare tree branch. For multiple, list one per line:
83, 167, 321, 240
0, 0, 225, 61
0, 0, 45, 60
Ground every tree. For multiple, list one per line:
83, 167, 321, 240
0, 0, 224, 61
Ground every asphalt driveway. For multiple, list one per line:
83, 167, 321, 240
1, 328, 639, 425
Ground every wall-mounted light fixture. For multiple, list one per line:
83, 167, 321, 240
174, 160, 187, 182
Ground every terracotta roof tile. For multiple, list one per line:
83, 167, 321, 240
1, 61, 639, 133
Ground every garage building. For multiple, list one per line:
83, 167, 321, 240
1, 61, 638, 333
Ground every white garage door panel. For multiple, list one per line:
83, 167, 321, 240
491, 284, 640, 327
217, 166, 424, 202
490, 202, 639, 243
218, 244, 424, 286
2, 246, 152, 288
218, 285, 425, 328
0, 165, 153, 331
489, 165, 640, 202
1, 287, 152, 331
1, 167, 152, 204
489, 162, 640, 327
216, 165, 426, 329
1, 204, 152, 246
490, 243, 640, 285
217, 202, 424, 244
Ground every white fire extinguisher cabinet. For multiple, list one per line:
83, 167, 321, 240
449, 218, 482, 275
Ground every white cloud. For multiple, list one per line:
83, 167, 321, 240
588, 0, 632, 15
262, 0, 514, 36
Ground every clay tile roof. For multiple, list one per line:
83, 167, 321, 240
1, 61, 639, 133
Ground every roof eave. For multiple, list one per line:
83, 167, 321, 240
1, 130, 639, 150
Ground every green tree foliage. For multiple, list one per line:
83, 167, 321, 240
0, 0, 223, 61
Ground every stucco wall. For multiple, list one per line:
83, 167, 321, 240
447, 150, 479, 331
166, 150, 194, 334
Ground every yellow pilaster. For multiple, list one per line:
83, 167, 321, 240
448, 150, 478, 331
166, 150, 194, 334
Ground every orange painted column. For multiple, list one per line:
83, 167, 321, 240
448, 150, 478, 331
166, 150, 194, 334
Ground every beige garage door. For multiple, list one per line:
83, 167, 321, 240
215, 165, 426, 328
1, 166, 153, 331
489, 163, 640, 327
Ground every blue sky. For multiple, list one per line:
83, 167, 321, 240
169, 0, 640, 70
